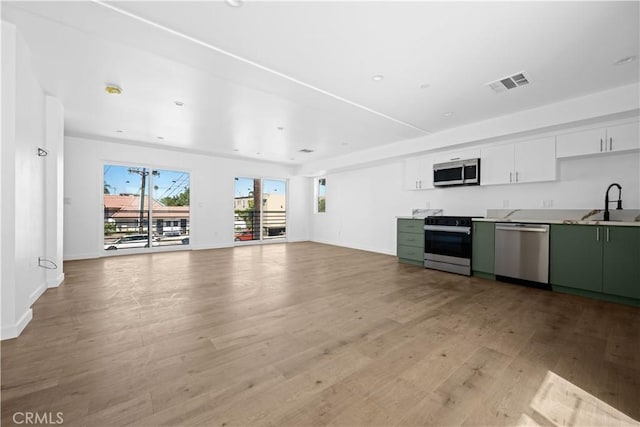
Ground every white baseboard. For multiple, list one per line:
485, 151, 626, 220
190, 243, 234, 251
47, 273, 64, 288
1, 308, 32, 340
28, 281, 47, 305
64, 252, 100, 261
310, 239, 395, 256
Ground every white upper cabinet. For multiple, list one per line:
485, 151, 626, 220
514, 137, 557, 184
481, 137, 556, 186
432, 148, 481, 165
480, 144, 514, 186
556, 121, 639, 158
606, 122, 640, 153
404, 156, 433, 190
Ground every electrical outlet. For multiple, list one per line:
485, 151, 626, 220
502, 200, 510, 208
542, 199, 553, 208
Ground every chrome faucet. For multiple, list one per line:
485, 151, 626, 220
604, 183, 622, 221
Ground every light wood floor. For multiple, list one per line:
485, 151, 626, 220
2, 242, 639, 426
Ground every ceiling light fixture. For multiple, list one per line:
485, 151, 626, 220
116, 130, 124, 133
225, 0, 244, 7
157, 136, 164, 140
104, 84, 122, 95
614, 56, 636, 65
233, 148, 239, 152
277, 126, 285, 131
174, 101, 184, 106
371, 75, 385, 82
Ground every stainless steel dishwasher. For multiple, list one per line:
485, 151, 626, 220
494, 223, 550, 284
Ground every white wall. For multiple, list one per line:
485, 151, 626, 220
1, 22, 19, 337
64, 137, 312, 260
310, 141, 640, 257
1, 22, 63, 339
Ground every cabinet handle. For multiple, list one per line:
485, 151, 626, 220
515, 171, 519, 182
509, 172, 513, 183
600, 138, 603, 152
419, 180, 422, 189
596, 227, 600, 241
609, 137, 613, 151
606, 227, 610, 242
450, 157, 461, 161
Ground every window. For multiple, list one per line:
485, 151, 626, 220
316, 177, 326, 213
103, 164, 190, 251
234, 177, 287, 242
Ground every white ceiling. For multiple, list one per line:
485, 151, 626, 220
2, 1, 639, 165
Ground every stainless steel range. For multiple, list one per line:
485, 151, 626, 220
424, 216, 474, 276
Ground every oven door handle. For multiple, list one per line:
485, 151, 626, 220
424, 225, 471, 234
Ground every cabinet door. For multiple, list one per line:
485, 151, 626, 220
606, 122, 640, 153
472, 222, 495, 274
514, 137, 556, 183
480, 144, 514, 186
398, 231, 423, 249
603, 226, 640, 299
404, 157, 432, 190
404, 157, 423, 190
398, 219, 424, 234
550, 225, 603, 292
556, 127, 606, 158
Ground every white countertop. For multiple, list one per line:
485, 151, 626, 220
473, 218, 640, 227
474, 209, 640, 227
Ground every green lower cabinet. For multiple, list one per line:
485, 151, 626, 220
550, 224, 640, 305
550, 225, 603, 292
603, 226, 640, 299
397, 218, 425, 267
472, 222, 495, 277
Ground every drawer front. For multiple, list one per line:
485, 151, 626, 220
398, 231, 423, 248
398, 219, 424, 234
397, 244, 424, 262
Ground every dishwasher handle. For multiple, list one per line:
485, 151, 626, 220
495, 224, 549, 233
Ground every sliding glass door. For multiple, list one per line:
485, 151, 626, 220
234, 177, 287, 242
103, 164, 190, 251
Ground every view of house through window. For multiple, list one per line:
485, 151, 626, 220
103, 164, 190, 251
234, 177, 287, 242
317, 178, 326, 213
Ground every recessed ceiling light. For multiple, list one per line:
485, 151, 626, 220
614, 56, 636, 65
444, 112, 454, 117
371, 74, 385, 82
420, 83, 430, 89
105, 84, 122, 95
174, 101, 184, 107
233, 148, 239, 152
225, 0, 243, 7
157, 136, 164, 140
116, 130, 124, 133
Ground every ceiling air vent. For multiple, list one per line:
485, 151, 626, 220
298, 149, 314, 153
486, 71, 532, 94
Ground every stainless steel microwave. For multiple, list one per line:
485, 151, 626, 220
433, 158, 480, 187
